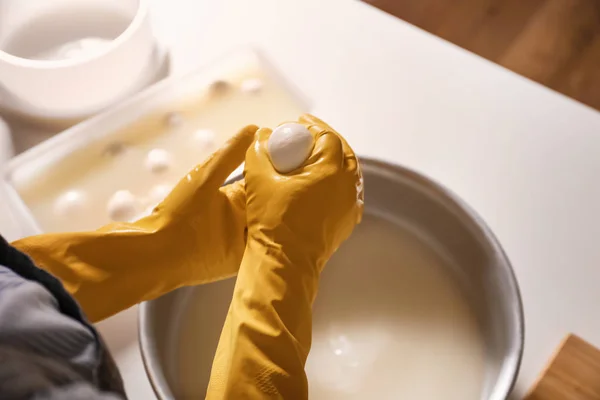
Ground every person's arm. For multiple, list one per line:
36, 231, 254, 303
0, 235, 125, 400
207, 238, 318, 398
206, 114, 363, 398
11, 125, 257, 323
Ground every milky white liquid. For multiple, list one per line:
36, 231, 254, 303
174, 215, 486, 399
14, 63, 305, 232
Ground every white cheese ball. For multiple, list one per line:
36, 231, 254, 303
240, 78, 264, 94
267, 123, 314, 173
107, 190, 138, 222
145, 148, 172, 174
54, 190, 86, 217
193, 129, 216, 150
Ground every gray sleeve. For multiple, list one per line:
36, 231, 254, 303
32, 383, 123, 400
0, 264, 98, 379
0, 264, 125, 399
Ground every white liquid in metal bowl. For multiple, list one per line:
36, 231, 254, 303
175, 215, 486, 399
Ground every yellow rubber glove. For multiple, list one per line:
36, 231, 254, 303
11, 125, 258, 323
206, 114, 363, 399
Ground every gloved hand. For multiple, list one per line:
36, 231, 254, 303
206, 114, 363, 399
12, 125, 258, 323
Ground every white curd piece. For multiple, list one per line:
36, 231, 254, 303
145, 149, 172, 174
107, 190, 139, 222
193, 129, 216, 150
268, 123, 314, 173
240, 78, 264, 94
53, 190, 87, 217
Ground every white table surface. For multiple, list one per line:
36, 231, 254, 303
3, 0, 600, 398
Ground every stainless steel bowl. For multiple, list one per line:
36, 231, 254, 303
139, 158, 524, 400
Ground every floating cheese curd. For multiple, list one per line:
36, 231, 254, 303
145, 149, 172, 174
240, 78, 264, 94
193, 129, 216, 150
107, 190, 138, 222
53, 190, 87, 217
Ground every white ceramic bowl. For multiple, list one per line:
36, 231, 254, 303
0, 0, 157, 119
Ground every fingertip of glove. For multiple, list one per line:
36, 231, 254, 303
221, 180, 247, 210
308, 131, 345, 171
298, 113, 330, 130
298, 115, 359, 174
255, 127, 272, 143
240, 124, 259, 136
244, 127, 275, 174
232, 125, 259, 148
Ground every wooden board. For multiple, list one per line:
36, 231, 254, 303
525, 334, 600, 400
500, 0, 600, 88
363, 0, 600, 112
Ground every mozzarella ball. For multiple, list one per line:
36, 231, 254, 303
267, 123, 314, 173
145, 148, 172, 174
240, 78, 264, 94
54, 190, 87, 217
193, 129, 216, 150
107, 190, 138, 222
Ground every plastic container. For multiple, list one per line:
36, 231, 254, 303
0, 117, 19, 240
0, 116, 13, 164
2, 48, 310, 236
0, 0, 163, 122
